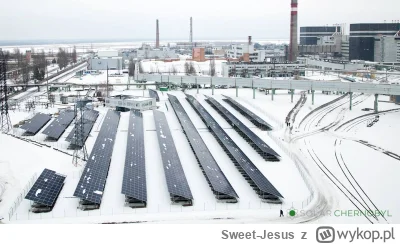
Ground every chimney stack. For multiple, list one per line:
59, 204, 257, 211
248, 36, 252, 45
289, 0, 298, 62
156, 19, 160, 48
190, 17, 193, 44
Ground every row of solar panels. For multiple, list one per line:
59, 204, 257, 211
19, 109, 99, 146
73, 110, 120, 206
122, 95, 283, 206
24, 94, 282, 209
184, 94, 283, 201
205, 96, 280, 161
149, 89, 160, 102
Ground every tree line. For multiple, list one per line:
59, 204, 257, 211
5, 46, 78, 85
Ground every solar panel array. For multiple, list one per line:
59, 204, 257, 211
25, 168, 66, 207
153, 110, 193, 203
66, 109, 99, 147
121, 110, 147, 204
20, 113, 52, 135
206, 96, 280, 161
42, 110, 75, 140
222, 95, 273, 131
149, 89, 160, 102
73, 110, 120, 205
168, 94, 238, 201
185, 94, 283, 200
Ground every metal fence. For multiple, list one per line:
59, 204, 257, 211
7, 173, 37, 221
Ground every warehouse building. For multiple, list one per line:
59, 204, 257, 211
300, 26, 341, 45
221, 62, 305, 78
349, 23, 400, 62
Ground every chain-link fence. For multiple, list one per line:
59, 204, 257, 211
9, 195, 316, 222
7, 173, 37, 221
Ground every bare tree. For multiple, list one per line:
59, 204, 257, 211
72, 46, 77, 63
57, 48, 68, 70
209, 59, 216, 77
189, 62, 196, 75
128, 58, 135, 77
13, 48, 23, 69
138, 61, 144, 73
21, 61, 31, 87
184, 61, 190, 75
171, 65, 178, 75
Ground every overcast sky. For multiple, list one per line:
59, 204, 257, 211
1, 0, 399, 41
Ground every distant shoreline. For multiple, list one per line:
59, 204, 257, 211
0, 38, 289, 47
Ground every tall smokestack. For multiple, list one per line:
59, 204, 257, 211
190, 17, 193, 44
289, 0, 298, 62
248, 36, 252, 45
156, 19, 160, 48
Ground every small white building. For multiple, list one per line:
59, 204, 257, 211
105, 96, 156, 111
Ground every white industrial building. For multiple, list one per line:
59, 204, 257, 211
221, 62, 305, 78
226, 44, 285, 62
137, 45, 178, 59
105, 95, 156, 111
88, 49, 123, 70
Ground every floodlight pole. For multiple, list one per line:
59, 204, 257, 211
106, 65, 109, 98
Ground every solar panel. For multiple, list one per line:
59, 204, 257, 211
149, 89, 160, 102
42, 110, 75, 140
185, 94, 283, 201
73, 110, 120, 205
25, 168, 66, 207
20, 113, 52, 135
153, 110, 193, 204
205, 96, 280, 161
168, 94, 238, 202
66, 109, 99, 147
121, 110, 147, 206
222, 95, 273, 131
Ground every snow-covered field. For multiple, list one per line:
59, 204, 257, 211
1, 70, 400, 224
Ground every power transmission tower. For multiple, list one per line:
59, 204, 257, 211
72, 94, 88, 167
0, 51, 12, 133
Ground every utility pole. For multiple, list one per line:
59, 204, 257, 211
106, 65, 109, 97
0, 51, 12, 133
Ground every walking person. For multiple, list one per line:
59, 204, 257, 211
280, 209, 284, 217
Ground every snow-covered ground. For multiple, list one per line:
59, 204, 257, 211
1, 70, 400, 224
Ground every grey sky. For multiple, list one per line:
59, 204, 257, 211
1, 0, 399, 41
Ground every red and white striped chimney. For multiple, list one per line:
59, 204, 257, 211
289, 0, 298, 62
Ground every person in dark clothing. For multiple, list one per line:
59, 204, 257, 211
280, 209, 284, 217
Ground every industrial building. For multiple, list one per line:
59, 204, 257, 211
299, 26, 345, 58
192, 48, 206, 62
300, 26, 341, 45
221, 61, 305, 78
105, 95, 156, 111
136, 44, 178, 59
305, 58, 366, 71
226, 36, 286, 62
88, 50, 123, 70
349, 23, 400, 62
